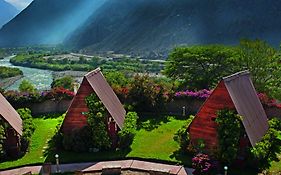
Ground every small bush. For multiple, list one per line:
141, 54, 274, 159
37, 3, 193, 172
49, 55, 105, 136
0, 120, 6, 160
215, 109, 242, 164
174, 115, 194, 152
51, 76, 74, 91
86, 94, 111, 150
19, 80, 37, 93
118, 112, 139, 149
192, 153, 212, 175
17, 108, 35, 153
249, 118, 281, 170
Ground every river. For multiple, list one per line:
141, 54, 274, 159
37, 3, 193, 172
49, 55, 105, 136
0, 56, 53, 90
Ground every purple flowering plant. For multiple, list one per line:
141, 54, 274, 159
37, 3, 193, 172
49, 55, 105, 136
174, 89, 212, 100
192, 153, 212, 175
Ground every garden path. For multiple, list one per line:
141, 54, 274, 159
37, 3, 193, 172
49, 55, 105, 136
0, 160, 194, 175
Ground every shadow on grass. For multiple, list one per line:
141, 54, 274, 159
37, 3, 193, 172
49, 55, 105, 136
169, 149, 192, 167
33, 113, 64, 119
137, 113, 190, 131
43, 133, 131, 164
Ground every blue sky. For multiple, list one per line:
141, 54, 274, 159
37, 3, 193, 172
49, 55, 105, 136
5, 0, 33, 10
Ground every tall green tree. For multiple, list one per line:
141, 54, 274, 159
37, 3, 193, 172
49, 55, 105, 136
164, 45, 238, 90
19, 79, 36, 93
51, 76, 74, 90
237, 39, 281, 99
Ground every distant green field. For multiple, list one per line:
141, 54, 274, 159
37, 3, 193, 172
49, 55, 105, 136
0, 66, 23, 79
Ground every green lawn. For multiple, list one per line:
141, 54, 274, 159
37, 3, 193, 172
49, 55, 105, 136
0, 116, 62, 170
50, 116, 191, 165
127, 116, 191, 164
1, 115, 280, 174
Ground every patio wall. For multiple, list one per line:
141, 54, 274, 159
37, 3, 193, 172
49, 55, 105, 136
12, 98, 281, 118
15, 99, 72, 115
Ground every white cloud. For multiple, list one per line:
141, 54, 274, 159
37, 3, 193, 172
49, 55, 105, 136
4, 0, 33, 10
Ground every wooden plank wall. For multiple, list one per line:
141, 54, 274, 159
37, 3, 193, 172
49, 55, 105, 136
61, 78, 94, 134
189, 81, 235, 151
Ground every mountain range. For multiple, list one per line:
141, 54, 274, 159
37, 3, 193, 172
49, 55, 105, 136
0, 0, 105, 46
1, 0, 281, 57
0, 0, 19, 28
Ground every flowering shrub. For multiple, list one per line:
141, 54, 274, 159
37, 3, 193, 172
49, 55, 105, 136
174, 89, 212, 100
257, 93, 281, 108
45, 87, 75, 101
192, 153, 212, 175
3, 87, 74, 105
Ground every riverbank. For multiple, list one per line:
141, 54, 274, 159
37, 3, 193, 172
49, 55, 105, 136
0, 56, 53, 90
0, 75, 23, 89
52, 70, 87, 83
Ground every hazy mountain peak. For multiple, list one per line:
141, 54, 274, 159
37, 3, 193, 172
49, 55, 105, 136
0, 0, 19, 28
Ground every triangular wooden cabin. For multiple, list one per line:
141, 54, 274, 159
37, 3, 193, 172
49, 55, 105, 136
0, 92, 23, 157
188, 71, 269, 151
61, 68, 126, 135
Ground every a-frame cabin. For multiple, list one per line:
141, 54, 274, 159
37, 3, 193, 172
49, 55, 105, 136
61, 68, 126, 135
0, 92, 23, 157
188, 71, 269, 151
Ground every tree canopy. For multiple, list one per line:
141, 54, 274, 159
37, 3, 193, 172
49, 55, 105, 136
164, 40, 281, 100
164, 45, 238, 90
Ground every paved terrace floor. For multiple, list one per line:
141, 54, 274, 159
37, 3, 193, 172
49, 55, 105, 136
0, 160, 194, 175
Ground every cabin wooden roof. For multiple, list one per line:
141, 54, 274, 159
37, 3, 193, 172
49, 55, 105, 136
85, 68, 126, 129
223, 71, 269, 146
0, 92, 22, 136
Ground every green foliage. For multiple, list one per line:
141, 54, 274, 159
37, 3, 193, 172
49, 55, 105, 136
85, 93, 111, 150
19, 79, 37, 93
0, 66, 23, 79
164, 45, 238, 90
128, 74, 169, 112
51, 76, 74, 90
215, 109, 242, 164
17, 108, 35, 153
10, 53, 163, 73
0, 119, 6, 160
63, 93, 111, 151
104, 71, 130, 88
118, 112, 139, 149
237, 39, 281, 100
174, 115, 194, 152
250, 118, 281, 170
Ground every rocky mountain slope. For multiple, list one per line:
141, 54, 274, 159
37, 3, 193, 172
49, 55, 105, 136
0, 0, 105, 46
1, 0, 281, 57
67, 0, 281, 56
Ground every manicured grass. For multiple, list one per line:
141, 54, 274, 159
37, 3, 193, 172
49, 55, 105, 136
51, 116, 191, 165
0, 116, 62, 170
128, 116, 191, 164
2, 114, 279, 174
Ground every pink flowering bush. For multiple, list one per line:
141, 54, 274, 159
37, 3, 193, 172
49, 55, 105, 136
192, 153, 212, 175
3, 87, 74, 105
257, 93, 281, 108
174, 89, 212, 100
